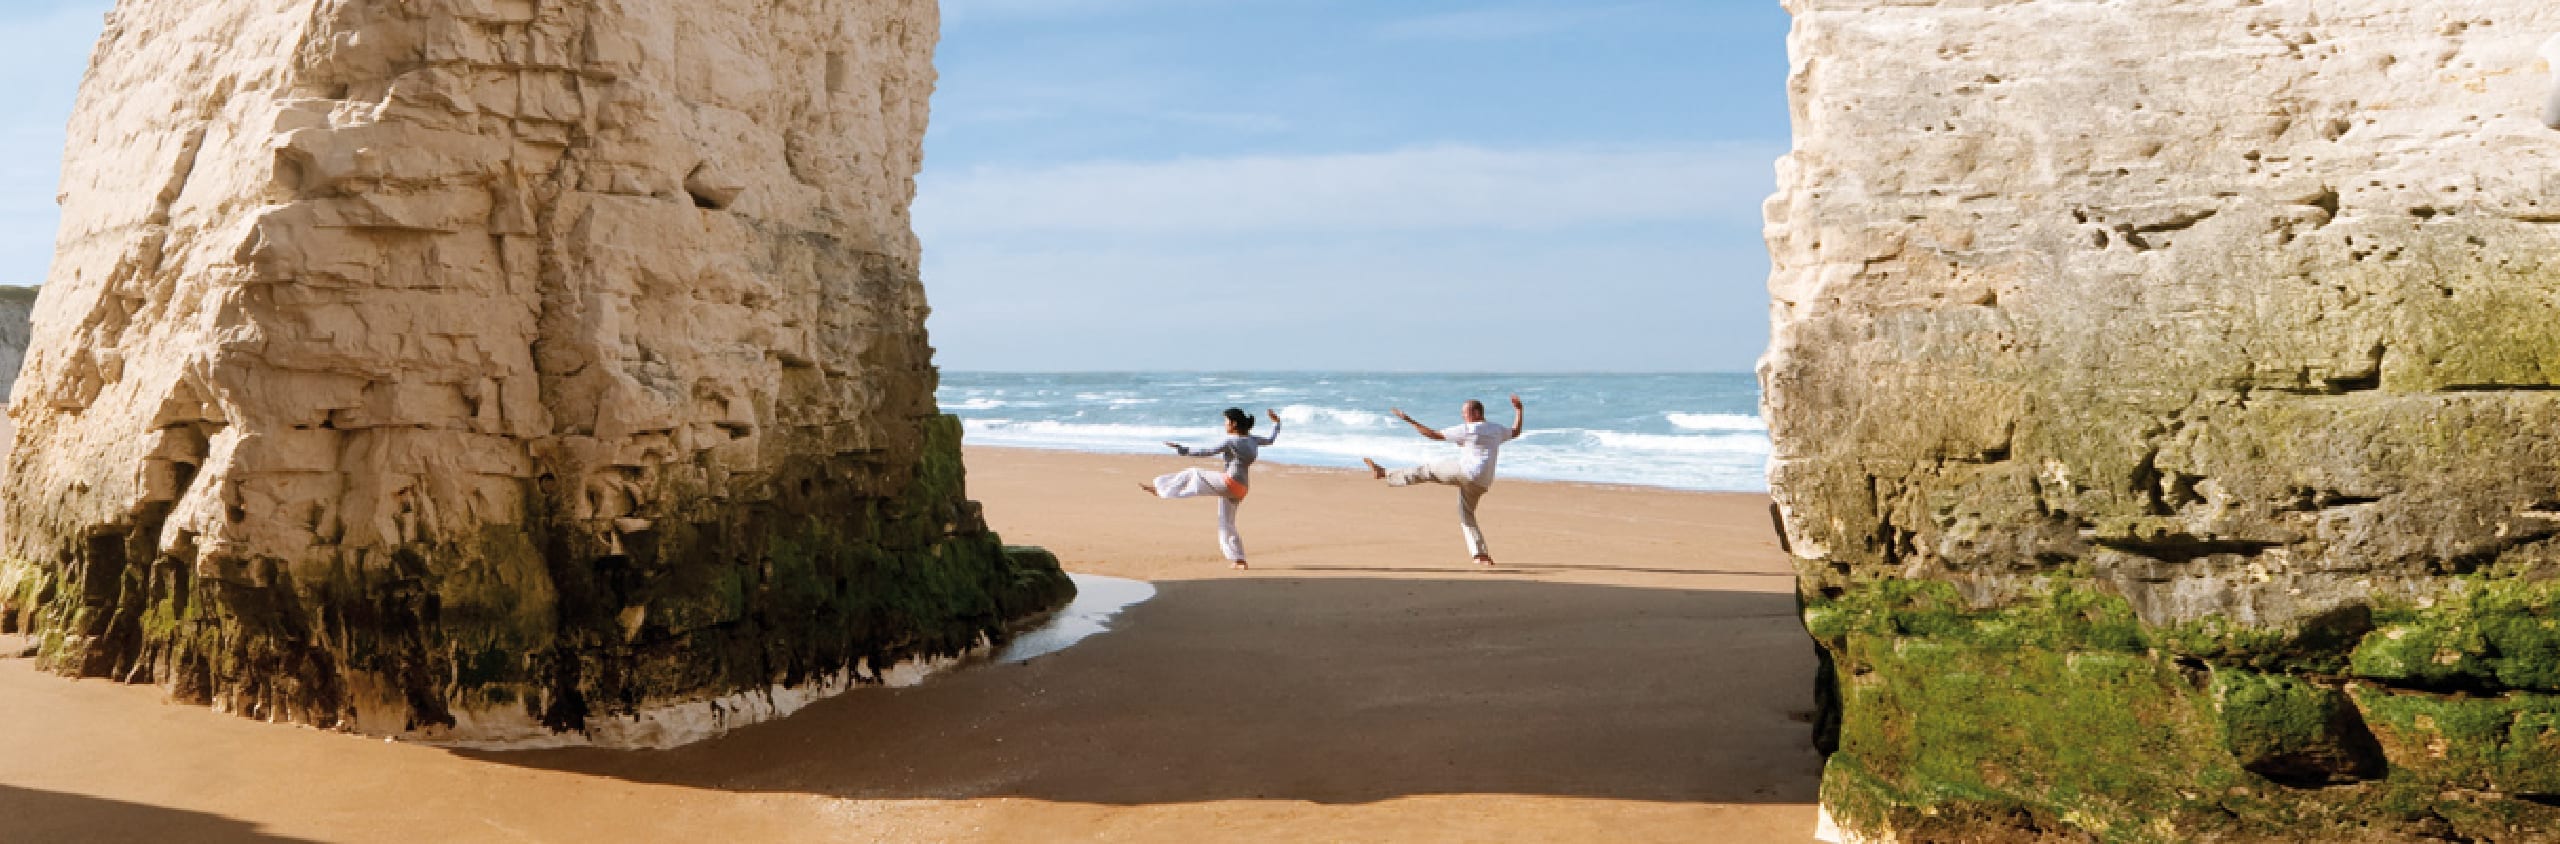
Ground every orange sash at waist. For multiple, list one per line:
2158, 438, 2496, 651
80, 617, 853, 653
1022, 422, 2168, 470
1224, 475, 1249, 500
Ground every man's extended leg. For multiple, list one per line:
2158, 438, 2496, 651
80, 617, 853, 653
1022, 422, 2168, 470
1385, 461, 1465, 488
1457, 483, 1492, 564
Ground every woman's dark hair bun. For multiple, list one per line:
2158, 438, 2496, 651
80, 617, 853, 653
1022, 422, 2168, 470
1224, 407, 1254, 433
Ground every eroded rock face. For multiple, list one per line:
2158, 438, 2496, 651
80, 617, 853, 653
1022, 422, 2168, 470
0, 0, 1069, 748
1767, 1, 2560, 838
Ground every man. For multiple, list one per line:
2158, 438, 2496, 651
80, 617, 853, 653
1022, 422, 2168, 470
1362, 395, 1524, 566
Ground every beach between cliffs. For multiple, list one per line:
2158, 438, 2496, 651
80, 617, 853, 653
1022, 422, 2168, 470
0, 446, 1821, 843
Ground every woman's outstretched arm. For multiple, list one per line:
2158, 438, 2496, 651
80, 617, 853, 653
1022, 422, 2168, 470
1510, 394, 1526, 439
1165, 440, 1230, 459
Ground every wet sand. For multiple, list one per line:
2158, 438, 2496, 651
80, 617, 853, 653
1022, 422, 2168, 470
0, 447, 1822, 842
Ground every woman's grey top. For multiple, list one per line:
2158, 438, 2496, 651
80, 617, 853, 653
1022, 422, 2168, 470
1177, 425, 1280, 486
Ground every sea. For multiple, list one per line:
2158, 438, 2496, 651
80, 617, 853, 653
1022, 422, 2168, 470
938, 372, 1769, 493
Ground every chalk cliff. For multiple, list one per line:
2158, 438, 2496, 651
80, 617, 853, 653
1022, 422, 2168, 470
0, 0, 1069, 748
1768, 0, 2560, 839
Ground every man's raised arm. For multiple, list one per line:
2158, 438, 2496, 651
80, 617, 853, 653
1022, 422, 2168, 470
1391, 408, 1447, 441
1509, 394, 1526, 439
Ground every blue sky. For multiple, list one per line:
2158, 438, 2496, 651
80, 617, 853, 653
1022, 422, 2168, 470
0, 0, 1791, 372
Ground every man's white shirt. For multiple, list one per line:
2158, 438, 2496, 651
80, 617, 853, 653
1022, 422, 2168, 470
1442, 421, 1514, 485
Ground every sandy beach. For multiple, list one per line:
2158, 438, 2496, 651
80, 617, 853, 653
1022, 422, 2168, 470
0, 447, 1821, 842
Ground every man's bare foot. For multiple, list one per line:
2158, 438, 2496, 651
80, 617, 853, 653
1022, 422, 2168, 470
1473, 555, 1496, 567
1362, 458, 1386, 480
1231, 560, 1249, 570
1139, 483, 1156, 496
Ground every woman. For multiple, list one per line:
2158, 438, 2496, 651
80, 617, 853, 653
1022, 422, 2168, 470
1142, 407, 1281, 570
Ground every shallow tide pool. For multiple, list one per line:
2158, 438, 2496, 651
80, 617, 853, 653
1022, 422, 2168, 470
993, 573, 1156, 664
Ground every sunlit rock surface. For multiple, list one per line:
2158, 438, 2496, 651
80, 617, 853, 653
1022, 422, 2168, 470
1766, 0, 2560, 839
0, 0, 1068, 748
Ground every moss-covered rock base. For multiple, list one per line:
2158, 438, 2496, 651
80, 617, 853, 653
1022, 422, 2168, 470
1809, 577, 2560, 842
1767, 1, 2560, 839
0, 416, 1073, 747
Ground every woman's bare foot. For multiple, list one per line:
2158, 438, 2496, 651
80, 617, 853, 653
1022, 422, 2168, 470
1139, 483, 1156, 496
1231, 560, 1249, 570
1362, 458, 1387, 480
1473, 555, 1496, 567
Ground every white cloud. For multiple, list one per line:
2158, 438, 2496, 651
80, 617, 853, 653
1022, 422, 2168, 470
922, 234, 1773, 371
916, 143, 1781, 238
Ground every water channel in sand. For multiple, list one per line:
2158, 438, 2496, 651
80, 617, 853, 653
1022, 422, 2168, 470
995, 573, 1156, 664
444, 571, 1156, 748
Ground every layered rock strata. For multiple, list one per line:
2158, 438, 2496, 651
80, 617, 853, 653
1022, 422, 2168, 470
0, 0, 1069, 747
1767, 1, 2560, 839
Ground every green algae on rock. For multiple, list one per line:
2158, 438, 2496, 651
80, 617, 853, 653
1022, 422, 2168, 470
0, 0, 1069, 747
1768, 0, 2560, 839
1807, 584, 2560, 841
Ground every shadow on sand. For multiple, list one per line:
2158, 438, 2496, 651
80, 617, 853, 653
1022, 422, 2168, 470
457, 576, 1824, 807
1271, 563, 1797, 579
0, 785, 322, 843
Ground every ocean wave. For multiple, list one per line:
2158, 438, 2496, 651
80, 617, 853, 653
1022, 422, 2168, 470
941, 373, 1772, 492
1665, 412, 1766, 432
1276, 404, 1392, 428
963, 419, 1201, 443
1257, 432, 1477, 466
1499, 450, 1767, 491
1587, 430, 1774, 454
957, 418, 1770, 491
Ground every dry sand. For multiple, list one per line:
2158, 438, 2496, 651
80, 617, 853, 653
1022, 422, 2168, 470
0, 447, 1823, 842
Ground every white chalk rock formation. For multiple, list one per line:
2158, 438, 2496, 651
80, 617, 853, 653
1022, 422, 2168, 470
1768, 0, 2560, 839
0, 0, 1067, 746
